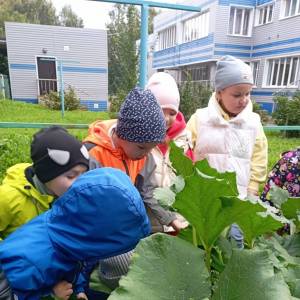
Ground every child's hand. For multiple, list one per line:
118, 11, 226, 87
77, 292, 88, 300
170, 218, 188, 233
53, 281, 73, 300
247, 188, 259, 197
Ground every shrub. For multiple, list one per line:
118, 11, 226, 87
272, 91, 300, 137
179, 76, 212, 121
0, 133, 31, 183
108, 90, 128, 119
39, 87, 81, 111
252, 101, 271, 125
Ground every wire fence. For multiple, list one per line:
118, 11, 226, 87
0, 122, 299, 132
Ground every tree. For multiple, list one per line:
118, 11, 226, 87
106, 4, 158, 103
149, 8, 159, 34
59, 5, 83, 28
0, 0, 84, 38
0, 0, 58, 38
0, 0, 83, 74
106, 4, 140, 97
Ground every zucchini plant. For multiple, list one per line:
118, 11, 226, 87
108, 144, 300, 299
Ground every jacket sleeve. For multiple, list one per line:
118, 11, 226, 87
0, 188, 14, 241
1, 255, 52, 299
74, 272, 86, 294
136, 154, 176, 226
248, 124, 268, 194
186, 113, 198, 148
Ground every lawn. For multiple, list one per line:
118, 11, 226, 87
0, 98, 299, 182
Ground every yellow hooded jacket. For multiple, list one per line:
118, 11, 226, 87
0, 163, 54, 240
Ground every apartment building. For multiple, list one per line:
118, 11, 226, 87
152, 0, 300, 113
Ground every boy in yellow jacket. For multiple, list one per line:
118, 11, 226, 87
0, 126, 90, 240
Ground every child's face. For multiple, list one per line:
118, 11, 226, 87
45, 164, 88, 197
119, 139, 159, 161
163, 108, 177, 129
217, 84, 252, 116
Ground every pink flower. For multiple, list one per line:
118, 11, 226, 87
284, 151, 294, 158
274, 177, 281, 185
292, 184, 300, 194
286, 172, 296, 182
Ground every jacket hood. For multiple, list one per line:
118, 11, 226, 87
2, 163, 53, 209
157, 112, 186, 155
166, 112, 186, 139
47, 167, 150, 260
84, 119, 127, 160
208, 92, 254, 126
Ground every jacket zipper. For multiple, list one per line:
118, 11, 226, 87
122, 160, 130, 177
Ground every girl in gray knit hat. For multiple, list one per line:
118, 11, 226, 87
187, 55, 268, 248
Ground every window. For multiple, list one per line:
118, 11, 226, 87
181, 65, 210, 82
158, 25, 176, 50
282, 0, 300, 18
250, 61, 260, 86
255, 3, 274, 25
265, 56, 300, 87
183, 11, 210, 43
228, 7, 253, 36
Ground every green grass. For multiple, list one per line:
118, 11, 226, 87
0, 99, 299, 295
0, 99, 110, 181
0, 99, 299, 182
0, 99, 109, 123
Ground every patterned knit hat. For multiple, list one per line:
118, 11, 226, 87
31, 126, 90, 183
146, 72, 180, 113
116, 87, 166, 143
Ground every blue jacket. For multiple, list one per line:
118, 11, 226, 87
0, 168, 150, 299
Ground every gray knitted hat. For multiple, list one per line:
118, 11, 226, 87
215, 55, 253, 91
116, 87, 166, 143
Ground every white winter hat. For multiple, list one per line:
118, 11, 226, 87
146, 72, 180, 113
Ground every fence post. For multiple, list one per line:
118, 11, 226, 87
59, 61, 65, 118
0, 74, 5, 99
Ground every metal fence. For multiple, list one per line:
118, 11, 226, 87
0, 122, 299, 131
0, 74, 11, 99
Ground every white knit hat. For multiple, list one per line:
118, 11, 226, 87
146, 72, 180, 113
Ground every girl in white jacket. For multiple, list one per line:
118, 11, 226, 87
145, 72, 193, 233
187, 55, 268, 248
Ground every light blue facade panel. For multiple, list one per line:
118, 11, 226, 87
152, 0, 300, 111
218, 0, 255, 6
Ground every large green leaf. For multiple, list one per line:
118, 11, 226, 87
108, 233, 211, 300
282, 233, 300, 257
89, 268, 113, 294
153, 176, 185, 209
257, 235, 300, 298
284, 265, 300, 298
153, 186, 176, 209
257, 236, 300, 268
282, 197, 300, 231
169, 142, 194, 177
212, 249, 293, 300
173, 171, 267, 250
269, 185, 290, 207
237, 210, 284, 247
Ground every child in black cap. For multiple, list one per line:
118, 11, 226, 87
0, 126, 90, 299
